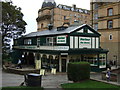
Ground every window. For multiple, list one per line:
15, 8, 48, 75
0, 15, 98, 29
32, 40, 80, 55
37, 37, 40, 46
46, 37, 55, 46
109, 34, 113, 40
99, 54, 106, 68
84, 55, 98, 66
74, 14, 77, 17
108, 8, 113, 16
107, 20, 113, 29
14, 40, 17, 45
94, 24, 98, 31
24, 39, 32, 45
41, 23, 43, 28
94, 13, 98, 20
94, 3, 98, 9
64, 16, 66, 20
84, 27, 88, 33
85, 21, 87, 23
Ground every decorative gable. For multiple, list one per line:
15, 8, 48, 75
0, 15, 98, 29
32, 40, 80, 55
77, 29, 84, 33
77, 27, 94, 34
70, 25, 100, 37
77, 29, 94, 34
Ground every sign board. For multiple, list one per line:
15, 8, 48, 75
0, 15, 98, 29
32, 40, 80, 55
61, 53, 68, 55
57, 35, 66, 44
79, 37, 91, 48
14, 46, 69, 51
54, 46, 69, 51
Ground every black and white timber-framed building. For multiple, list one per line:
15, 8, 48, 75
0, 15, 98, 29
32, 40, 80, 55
13, 24, 109, 72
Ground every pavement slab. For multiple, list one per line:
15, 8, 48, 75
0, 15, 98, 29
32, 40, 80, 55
2, 70, 120, 88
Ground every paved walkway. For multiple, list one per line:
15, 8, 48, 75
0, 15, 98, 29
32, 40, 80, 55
2, 71, 71, 88
2, 70, 120, 88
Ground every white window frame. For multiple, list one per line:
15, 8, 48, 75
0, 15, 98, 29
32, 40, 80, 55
37, 37, 40, 46
108, 20, 113, 29
70, 36, 73, 48
46, 37, 55, 46
108, 8, 113, 16
24, 39, 32, 45
109, 34, 113, 40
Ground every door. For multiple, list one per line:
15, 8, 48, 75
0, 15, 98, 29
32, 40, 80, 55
61, 59, 66, 72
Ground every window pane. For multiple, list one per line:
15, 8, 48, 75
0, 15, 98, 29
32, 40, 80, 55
94, 3, 98, 9
109, 34, 112, 40
108, 21, 113, 29
108, 8, 113, 16
94, 24, 98, 31
94, 13, 98, 20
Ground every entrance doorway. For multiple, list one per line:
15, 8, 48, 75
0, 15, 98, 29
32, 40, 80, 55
61, 58, 66, 72
25, 53, 35, 66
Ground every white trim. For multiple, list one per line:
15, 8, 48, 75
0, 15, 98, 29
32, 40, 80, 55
96, 37, 99, 48
75, 36, 78, 48
70, 36, 73, 48
109, 34, 113, 40
92, 37, 95, 48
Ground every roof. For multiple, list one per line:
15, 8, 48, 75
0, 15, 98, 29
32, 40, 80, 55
24, 24, 100, 38
68, 48, 109, 55
57, 4, 90, 14
42, 0, 56, 8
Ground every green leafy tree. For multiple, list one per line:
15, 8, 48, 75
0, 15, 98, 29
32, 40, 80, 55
1, 1, 27, 60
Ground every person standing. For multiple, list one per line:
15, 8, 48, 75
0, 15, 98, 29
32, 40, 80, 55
18, 59, 22, 69
106, 68, 111, 82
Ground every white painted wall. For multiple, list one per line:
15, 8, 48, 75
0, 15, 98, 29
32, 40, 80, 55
70, 36, 73, 48
92, 37, 95, 48
75, 36, 78, 48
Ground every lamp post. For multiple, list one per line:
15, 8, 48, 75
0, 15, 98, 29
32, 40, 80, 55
113, 55, 117, 68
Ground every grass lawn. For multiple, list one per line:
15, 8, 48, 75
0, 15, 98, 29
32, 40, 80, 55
1, 86, 44, 90
61, 80, 120, 90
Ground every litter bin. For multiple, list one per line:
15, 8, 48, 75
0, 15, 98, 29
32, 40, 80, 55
25, 73, 42, 87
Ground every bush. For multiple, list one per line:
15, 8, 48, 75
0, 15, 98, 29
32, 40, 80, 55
67, 62, 90, 82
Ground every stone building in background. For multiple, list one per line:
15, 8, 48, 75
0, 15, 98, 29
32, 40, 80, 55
90, 2, 120, 66
36, 0, 90, 31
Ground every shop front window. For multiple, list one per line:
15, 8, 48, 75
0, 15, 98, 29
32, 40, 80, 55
99, 54, 106, 68
84, 54, 98, 66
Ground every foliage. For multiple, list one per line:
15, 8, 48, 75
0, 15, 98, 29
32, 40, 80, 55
61, 80, 120, 89
1, 1, 27, 59
67, 62, 90, 82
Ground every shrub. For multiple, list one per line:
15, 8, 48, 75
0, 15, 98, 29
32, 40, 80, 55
67, 62, 90, 82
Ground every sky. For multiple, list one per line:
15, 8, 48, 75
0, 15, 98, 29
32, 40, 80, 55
11, 0, 90, 34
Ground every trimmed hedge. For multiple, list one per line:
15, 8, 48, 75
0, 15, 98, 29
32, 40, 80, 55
67, 62, 90, 82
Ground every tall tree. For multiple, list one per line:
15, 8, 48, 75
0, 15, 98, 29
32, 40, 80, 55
1, 1, 27, 59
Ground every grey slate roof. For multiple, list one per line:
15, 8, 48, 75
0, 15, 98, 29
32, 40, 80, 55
24, 24, 87, 38
42, 0, 56, 8
24, 24, 100, 38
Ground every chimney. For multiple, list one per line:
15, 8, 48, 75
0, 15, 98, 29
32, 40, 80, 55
63, 19, 70, 27
48, 24, 53, 30
72, 4, 76, 9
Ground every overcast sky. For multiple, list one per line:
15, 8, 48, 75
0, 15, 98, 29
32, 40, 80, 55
11, 0, 90, 34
